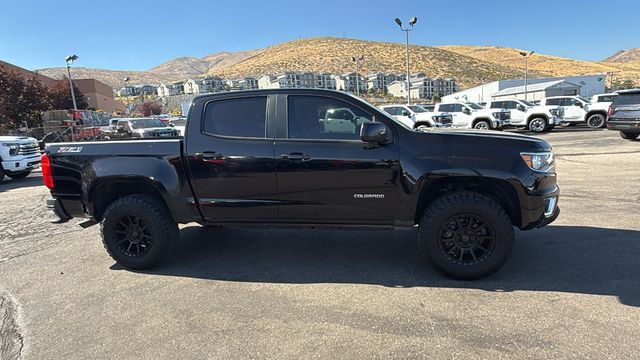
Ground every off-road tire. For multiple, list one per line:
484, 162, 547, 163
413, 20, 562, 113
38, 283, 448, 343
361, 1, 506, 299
418, 192, 514, 280
7, 170, 31, 179
620, 132, 639, 140
101, 194, 178, 269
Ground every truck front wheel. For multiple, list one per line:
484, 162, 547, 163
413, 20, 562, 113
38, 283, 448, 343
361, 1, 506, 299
101, 194, 178, 270
620, 132, 639, 140
418, 192, 514, 280
528, 117, 548, 133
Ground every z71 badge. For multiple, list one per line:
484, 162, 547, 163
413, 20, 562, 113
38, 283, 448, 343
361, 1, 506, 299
58, 146, 83, 153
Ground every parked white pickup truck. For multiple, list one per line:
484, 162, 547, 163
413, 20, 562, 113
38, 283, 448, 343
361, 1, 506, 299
0, 136, 41, 182
486, 98, 564, 133
431, 101, 509, 130
541, 95, 612, 128
380, 104, 452, 129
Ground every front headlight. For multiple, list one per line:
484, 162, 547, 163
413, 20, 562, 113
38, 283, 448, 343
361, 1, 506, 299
520, 152, 555, 172
2, 143, 19, 156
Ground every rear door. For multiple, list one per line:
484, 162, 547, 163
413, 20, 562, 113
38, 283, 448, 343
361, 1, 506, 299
185, 94, 278, 221
274, 94, 400, 223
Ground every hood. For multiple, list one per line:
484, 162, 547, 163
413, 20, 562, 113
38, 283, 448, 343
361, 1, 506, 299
0, 136, 37, 143
418, 128, 551, 152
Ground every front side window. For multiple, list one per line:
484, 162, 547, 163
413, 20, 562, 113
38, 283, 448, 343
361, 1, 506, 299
204, 97, 267, 138
438, 104, 452, 112
450, 104, 464, 112
490, 101, 505, 109
287, 96, 373, 140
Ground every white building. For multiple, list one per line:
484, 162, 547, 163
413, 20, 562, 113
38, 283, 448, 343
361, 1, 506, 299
332, 73, 366, 93
442, 74, 607, 103
490, 80, 581, 102
157, 82, 184, 97
184, 77, 225, 94
316, 73, 336, 89
388, 76, 459, 100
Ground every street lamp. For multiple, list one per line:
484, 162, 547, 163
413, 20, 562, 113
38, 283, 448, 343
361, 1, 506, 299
123, 77, 130, 114
65, 55, 79, 110
394, 17, 417, 105
351, 55, 364, 96
519, 50, 534, 101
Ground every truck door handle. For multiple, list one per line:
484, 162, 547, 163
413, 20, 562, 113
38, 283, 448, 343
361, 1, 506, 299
281, 152, 310, 161
195, 151, 219, 159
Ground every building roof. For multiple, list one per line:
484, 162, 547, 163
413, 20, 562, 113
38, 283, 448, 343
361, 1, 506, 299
492, 80, 579, 96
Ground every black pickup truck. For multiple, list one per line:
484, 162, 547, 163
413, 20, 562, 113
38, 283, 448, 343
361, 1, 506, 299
43, 89, 559, 280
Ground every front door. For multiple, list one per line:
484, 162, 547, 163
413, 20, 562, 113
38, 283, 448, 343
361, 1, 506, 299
560, 98, 586, 122
186, 95, 278, 221
275, 94, 400, 223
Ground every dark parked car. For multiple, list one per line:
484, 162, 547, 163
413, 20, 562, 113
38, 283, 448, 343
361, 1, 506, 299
111, 118, 179, 139
43, 89, 559, 280
607, 89, 640, 140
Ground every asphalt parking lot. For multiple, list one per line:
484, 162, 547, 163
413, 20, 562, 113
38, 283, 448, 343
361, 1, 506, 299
1, 127, 639, 359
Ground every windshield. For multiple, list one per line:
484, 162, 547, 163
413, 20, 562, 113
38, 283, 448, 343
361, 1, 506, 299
576, 96, 591, 104
129, 119, 167, 129
520, 100, 536, 106
408, 105, 427, 113
465, 102, 484, 110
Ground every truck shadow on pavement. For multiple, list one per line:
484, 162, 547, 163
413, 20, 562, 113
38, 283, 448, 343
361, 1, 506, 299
0, 175, 43, 193
113, 225, 640, 307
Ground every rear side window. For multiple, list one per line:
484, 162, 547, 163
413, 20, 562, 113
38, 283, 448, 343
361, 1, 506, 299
382, 106, 399, 115
598, 95, 616, 102
203, 97, 267, 137
613, 94, 640, 105
545, 98, 561, 106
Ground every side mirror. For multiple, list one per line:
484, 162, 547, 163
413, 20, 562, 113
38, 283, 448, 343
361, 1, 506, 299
462, 107, 471, 115
360, 122, 390, 144
517, 105, 525, 111
116, 126, 124, 133
575, 102, 583, 107
401, 110, 411, 117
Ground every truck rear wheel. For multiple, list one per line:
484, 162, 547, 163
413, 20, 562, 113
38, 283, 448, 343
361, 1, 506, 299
100, 194, 178, 270
418, 192, 514, 280
586, 114, 606, 128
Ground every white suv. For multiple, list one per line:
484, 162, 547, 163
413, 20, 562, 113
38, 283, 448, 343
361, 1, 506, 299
542, 95, 610, 128
0, 136, 41, 182
486, 98, 564, 133
432, 102, 509, 130
380, 104, 452, 129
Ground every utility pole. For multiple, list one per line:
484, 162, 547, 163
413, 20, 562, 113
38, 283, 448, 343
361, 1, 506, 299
123, 77, 130, 115
395, 17, 418, 105
65, 55, 79, 110
351, 55, 364, 96
519, 51, 534, 101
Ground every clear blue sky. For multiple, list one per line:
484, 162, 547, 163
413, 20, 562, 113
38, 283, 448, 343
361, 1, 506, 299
1, 0, 637, 71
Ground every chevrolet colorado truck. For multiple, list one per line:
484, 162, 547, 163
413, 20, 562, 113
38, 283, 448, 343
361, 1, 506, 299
43, 89, 559, 280
1, 136, 41, 182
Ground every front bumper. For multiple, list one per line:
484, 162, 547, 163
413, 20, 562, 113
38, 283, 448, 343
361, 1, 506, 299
1, 155, 41, 173
520, 184, 560, 230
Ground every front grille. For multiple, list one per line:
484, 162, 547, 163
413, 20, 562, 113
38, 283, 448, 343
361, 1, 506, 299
18, 142, 39, 155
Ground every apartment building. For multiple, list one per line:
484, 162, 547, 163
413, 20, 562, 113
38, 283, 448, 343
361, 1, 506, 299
388, 75, 459, 100
184, 77, 225, 94
157, 82, 185, 97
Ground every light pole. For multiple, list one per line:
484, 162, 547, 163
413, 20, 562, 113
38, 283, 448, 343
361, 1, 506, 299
519, 51, 534, 101
351, 55, 364, 96
123, 76, 130, 114
65, 55, 79, 110
395, 17, 417, 105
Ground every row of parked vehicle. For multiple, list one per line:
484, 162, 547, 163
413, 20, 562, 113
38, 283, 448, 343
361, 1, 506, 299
379, 92, 627, 135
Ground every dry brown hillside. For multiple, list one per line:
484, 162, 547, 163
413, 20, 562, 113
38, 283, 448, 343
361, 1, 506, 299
37, 50, 259, 88
438, 46, 640, 85
604, 48, 640, 63
208, 37, 535, 88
